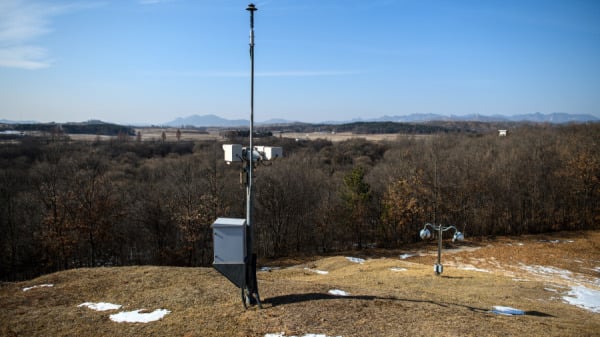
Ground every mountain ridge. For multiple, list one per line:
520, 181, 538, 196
2, 112, 597, 128
165, 112, 598, 127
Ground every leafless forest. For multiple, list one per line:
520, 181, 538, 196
1, 123, 598, 281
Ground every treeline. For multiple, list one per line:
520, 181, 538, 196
0, 124, 598, 281
258, 120, 507, 134
11, 122, 135, 136
315, 121, 452, 134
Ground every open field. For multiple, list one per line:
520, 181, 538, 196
134, 128, 225, 142
65, 129, 431, 143
1, 231, 598, 337
65, 128, 225, 142
278, 132, 429, 142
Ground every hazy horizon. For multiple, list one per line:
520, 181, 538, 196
1, 0, 599, 124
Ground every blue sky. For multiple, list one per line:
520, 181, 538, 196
1, 0, 599, 124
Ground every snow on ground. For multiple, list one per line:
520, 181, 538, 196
304, 268, 329, 275
491, 306, 525, 316
328, 289, 350, 296
520, 264, 574, 281
399, 253, 414, 259
345, 257, 365, 264
78, 302, 122, 311
22, 284, 53, 292
109, 309, 170, 323
519, 263, 600, 287
562, 286, 600, 313
260, 267, 281, 272
455, 264, 491, 273
511, 263, 600, 313
265, 332, 342, 337
78, 301, 169, 322
390, 267, 407, 272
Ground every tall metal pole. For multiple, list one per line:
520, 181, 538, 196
436, 225, 442, 274
433, 158, 442, 275
245, 3, 260, 307
247, 3, 256, 239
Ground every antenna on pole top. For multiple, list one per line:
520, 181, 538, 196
247, 3, 257, 53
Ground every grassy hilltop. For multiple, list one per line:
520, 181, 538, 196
1, 231, 599, 337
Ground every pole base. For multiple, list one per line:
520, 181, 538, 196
434, 263, 443, 275
243, 253, 262, 309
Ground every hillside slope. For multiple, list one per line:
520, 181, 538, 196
1, 231, 599, 337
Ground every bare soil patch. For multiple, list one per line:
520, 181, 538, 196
1, 231, 598, 337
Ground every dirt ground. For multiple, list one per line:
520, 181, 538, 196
1, 231, 598, 337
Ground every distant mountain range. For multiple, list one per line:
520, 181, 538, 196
0, 119, 39, 124
164, 114, 301, 127
165, 112, 598, 127
2, 112, 597, 128
365, 112, 599, 124
165, 114, 247, 127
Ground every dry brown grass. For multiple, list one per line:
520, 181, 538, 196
1, 231, 599, 337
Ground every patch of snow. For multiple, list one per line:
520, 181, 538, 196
328, 289, 350, 296
592, 267, 600, 273
458, 265, 490, 273
109, 309, 170, 323
520, 264, 599, 287
390, 267, 407, 272
491, 306, 525, 316
265, 332, 342, 337
78, 302, 122, 311
520, 264, 573, 280
544, 288, 559, 293
399, 253, 414, 259
345, 257, 365, 264
539, 239, 572, 244
22, 284, 53, 292
562, 286, 600, 313
304, 268, 329, 275
512, 278, 529, 282
260, 267, 281, 272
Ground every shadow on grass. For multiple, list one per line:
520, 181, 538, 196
265, 293, 380, 306
525, 311, 555, 317
264, 293, 555, 318
265, 292, 483, 313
